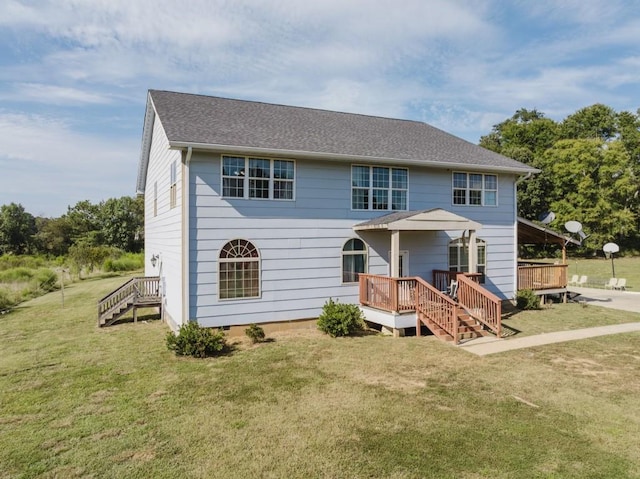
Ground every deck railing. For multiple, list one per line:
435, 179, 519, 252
359, 274, 416, 312
517, 264, 568, 291
97, 277, 160, 326
432, 270, 482, 292
414, 277, 459, 343
456, 274, 501, 338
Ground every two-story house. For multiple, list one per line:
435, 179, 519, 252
132, 90, 538, 340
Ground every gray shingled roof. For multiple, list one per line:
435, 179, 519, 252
147, 90, 536, 173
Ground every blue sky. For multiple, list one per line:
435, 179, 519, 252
1, 0, 639, 217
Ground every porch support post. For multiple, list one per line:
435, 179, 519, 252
390, 230, 400, 277
468, 229, 477, 274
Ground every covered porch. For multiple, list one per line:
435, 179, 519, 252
517, 217, 580, 302
353, 209, 502, 343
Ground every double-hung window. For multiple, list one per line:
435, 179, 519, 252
352, 165, 408, 210
222, 155, 294, 200
452, 172, 497, 206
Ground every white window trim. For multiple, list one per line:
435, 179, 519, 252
342, 238, 369, 284
451, 172, 498, 207
388, 250, 409, 277
218, 239, 262, 301
351, 164, 409, 211
221, 155, 296, 201
448, 237, 487, 283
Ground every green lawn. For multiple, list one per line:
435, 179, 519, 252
566, 256, 640, 289
2, 275, 640, 478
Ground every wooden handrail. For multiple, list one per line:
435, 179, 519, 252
432, 270, 481, 292
517, 264, 568, 290
414, 277, 459, 344
358, 274, 416, 312
97, 277, 160, 323
456, 274, 501, 338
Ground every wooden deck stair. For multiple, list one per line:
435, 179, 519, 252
97, 277, 161, 327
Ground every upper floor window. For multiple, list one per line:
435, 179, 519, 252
452, 172, 497, 206
169, 161, 178, 209
222, 156, 294, 200
352, 165, 408, 210
342, 238, 368, 283
219, 239, 260, 299
449, 237, 486, 283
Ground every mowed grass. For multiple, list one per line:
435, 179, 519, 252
2, 276, 640, 478
566, 256, 640, 289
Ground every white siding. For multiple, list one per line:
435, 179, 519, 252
143, 115, 183, 329
187, 154, 519, 328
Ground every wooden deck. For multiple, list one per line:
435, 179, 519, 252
359, 273, 501, 344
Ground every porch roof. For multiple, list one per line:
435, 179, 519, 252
517, 217, 580, 246
353, 208, 482, 232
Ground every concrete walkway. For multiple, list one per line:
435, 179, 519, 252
460, 287, 640, 356
461, 322, 640, 356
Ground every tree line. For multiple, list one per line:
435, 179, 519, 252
480, 104, 640, 252
0, 196, 144, 257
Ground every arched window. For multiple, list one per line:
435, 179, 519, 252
219, 239, 260, 299
342, 238, 368, 283
448, 237, 486, 283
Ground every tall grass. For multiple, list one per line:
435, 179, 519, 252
102, 252, 144, 272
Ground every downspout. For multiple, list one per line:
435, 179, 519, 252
513, 172, 533, 296
181, 146, 193, 326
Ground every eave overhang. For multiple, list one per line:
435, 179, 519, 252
353, 208, 482, 232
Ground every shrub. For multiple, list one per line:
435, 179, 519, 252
103, 253, 144, 272
33, 268, 57, 292
245, 323, 266, 343
166, 321, 227, 358
0, 267, 34, 282
317, 298, 365, 337
0, 288, 13, 311
516, 289, 541, 310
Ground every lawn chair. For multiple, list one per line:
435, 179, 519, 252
568, 274, 579, 286
613, 278, 627, 291
604, 278, 617, 289
577, 275, 588, 287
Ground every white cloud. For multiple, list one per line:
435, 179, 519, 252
5, 83, 112, 105
0, 112, 138, 216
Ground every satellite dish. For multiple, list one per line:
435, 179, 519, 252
564, 221, 583, 234
603, 242, 620, 254
538, 211, 555, 224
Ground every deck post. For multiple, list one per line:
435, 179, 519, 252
468, 229, 477, 274
390, 230, 400, 277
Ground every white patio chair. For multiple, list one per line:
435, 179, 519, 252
568, 274, 579, 286
604, 278, 617, 289
614, 278, 626, 291
577, 275, 588, 287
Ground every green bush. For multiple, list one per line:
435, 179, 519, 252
516, 289, 541, 310
0, 288, 13, 311
33, 268, 57, 292
317, 298, 365, 337
103, 253, 144, 272
245, 323, 266, 343
0, 267, 34, 282
0, 255, 46, 271
166, 321, 227, 358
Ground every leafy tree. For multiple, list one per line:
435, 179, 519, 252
34, 216, 74, 256
561, 104, 618, 141
99, 196, 144, 252
0, 203, 36, 255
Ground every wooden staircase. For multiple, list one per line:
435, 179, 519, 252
97, 277, 161, 327
415, 275, 501, 344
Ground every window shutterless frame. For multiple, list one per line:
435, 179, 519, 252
221, 155, 295, 201
351, 164, 408, 211
451, 172, 498, 207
